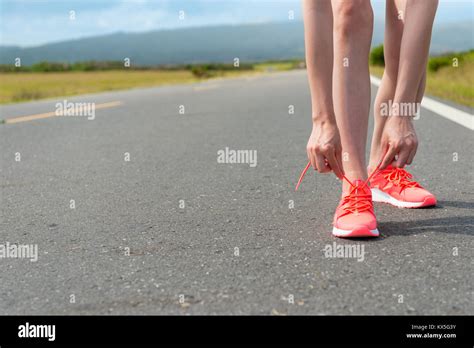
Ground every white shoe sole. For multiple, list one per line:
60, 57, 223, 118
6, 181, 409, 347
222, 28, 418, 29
332, 226, 379, 238
371, 188, 436, 208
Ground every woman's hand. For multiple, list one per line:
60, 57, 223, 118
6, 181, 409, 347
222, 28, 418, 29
306, 119, 344, 179
380, 117, 418, 169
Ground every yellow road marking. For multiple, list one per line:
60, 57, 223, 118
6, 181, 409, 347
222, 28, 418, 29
4, 101, 123, 124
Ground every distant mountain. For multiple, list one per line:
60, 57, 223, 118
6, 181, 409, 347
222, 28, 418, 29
0, 21, 472, 66
430, 21, 474, 53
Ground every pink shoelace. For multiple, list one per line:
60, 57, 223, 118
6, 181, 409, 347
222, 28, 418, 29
378, 167, 421, 192
295, 151, 386, 215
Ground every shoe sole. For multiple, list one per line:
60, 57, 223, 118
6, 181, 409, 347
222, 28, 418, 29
332, 226, 379, 238
371, 188, 437, 208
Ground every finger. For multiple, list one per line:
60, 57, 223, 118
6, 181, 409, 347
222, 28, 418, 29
395, 148, 410, 168
316, 153, 330, 173
326, 150, 344, 179
380, 143, 398, 169
307, 148, 317, 171
406, 143, 418, 165
406, 149, 416, 165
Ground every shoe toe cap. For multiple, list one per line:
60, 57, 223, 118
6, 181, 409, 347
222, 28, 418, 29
335, 213, 377, 230
421, 195, 437, 207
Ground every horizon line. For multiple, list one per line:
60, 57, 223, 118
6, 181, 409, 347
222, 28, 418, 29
1, 18, 470, 49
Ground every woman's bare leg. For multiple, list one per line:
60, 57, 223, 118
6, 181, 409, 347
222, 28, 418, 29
302, 0, 334, 123
377, 0, 438, 169
331, 0, 374, 191
393, 0, 437, 110
303, 0, 344, 179
369, 0, 405, 170
369, 0, 434, 170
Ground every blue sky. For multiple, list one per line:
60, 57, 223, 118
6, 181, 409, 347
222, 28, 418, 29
1, 0, 473, 47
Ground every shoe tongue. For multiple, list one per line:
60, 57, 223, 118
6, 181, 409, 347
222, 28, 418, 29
342, 179, 369, 197
353, 179, 370, 193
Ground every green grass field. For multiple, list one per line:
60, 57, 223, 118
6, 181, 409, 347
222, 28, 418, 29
370, 51, 473, 108
0, 68, 271, 104
1, 54, 472, 107
0, 70, 197, 104
0, 60, 305, 104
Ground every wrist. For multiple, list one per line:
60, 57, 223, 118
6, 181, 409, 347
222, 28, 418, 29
387, 115, 414, 124
312, 111, 336, 125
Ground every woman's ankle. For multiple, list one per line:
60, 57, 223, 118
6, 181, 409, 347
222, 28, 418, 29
341, 169, 368, 193
367, 162, 378, 175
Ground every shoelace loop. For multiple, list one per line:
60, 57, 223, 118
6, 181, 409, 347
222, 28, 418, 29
295, 154, 384, 192
295, 149, 389, 215
337, 181, 373, 217
295, 162, 379, 216
379, 167, 421, 192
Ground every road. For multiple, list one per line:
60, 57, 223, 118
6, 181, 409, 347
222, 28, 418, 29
0, 70, 472, 315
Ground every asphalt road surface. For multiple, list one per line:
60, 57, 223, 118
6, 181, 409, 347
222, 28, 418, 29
0, 70, 472, 315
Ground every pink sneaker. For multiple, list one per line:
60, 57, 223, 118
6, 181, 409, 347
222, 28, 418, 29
332, 179, 379, 237
369, 165, 437, 208
296, 163, 380, 238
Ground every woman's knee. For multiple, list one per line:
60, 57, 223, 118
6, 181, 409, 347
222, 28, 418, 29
333, 0, 373, 38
